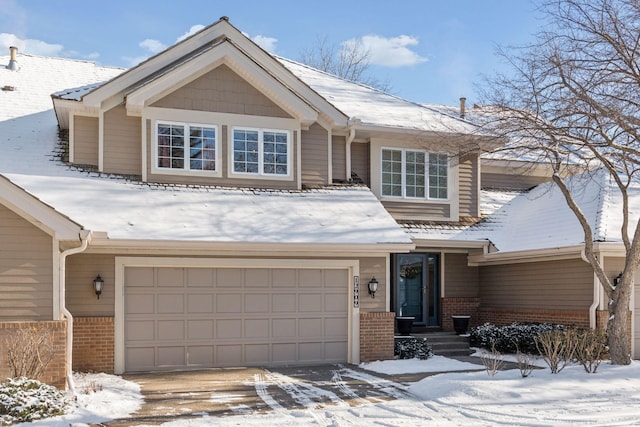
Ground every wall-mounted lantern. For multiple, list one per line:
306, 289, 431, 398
93, 274, 104, 300
368, 277, 379, 298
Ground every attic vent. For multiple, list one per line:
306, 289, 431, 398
6, 46, 18, 71
1, 85, 16, 91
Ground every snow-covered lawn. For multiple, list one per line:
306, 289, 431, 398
15, 357, 640, 426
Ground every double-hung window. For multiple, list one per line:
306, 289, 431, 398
232, 127, 290, 176
381, 148, 448, 200
156, 122, 218, 173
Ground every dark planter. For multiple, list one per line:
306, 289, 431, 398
452, 315, 471, 335
396, 316, 415, 336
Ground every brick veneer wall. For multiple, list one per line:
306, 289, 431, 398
360, 312, 394, 362
441, 297, 480, 332
477, 307, 590, 327
0, 321, 67, 389
73, 317, 114, 373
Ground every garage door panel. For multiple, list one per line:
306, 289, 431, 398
299, 294, 322, 312
217, 269, 243, 287
157, 346, 184, 367
127, 320, 155, 341
245, 294, 269, 313
273, 294, 296, 312
125, 267, 154, 287
217, 294, 242, 313
187, 320, 214, 339
187, 294, 213, 313
125, 265, 349, 372
217, 319, 242, 338
635, 285, 640, 358
157, 320, 184, 340
272, 269, 296, 288
272, 318, 296, 337
158, 294, 184, 313
187, 346, 213, 366
187, 268, 214, 287
126, 294, 154, 314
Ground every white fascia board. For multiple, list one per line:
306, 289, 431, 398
52, 98, 99, 130
411, 238, 490, 250
125, 43, 319, 125
0, 176, 82, 241
87, 238, 415, 255
468, 244, 587, 266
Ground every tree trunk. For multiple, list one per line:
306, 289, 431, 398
607, 284, 632, 365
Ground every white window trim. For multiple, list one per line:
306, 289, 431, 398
228, 126, 293, 180
152, 120, 221, 177
380, 147, 450, 201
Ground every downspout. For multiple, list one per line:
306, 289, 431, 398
584, 249, 599, 329
345, 118, 359, 181
60, 229, 91, 395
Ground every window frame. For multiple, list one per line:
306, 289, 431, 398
229, 126, 292, 179
153, 120, 220, 177
380, 147, 449, 201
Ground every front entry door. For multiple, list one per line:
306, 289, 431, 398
395, 254, 439, 326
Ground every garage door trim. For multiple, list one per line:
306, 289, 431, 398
114, 257, 360, 374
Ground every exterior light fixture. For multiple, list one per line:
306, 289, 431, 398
368, 277, 379, 298
614, 273, 622, 287
93, 274, 104, 299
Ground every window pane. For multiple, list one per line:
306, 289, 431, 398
157, 123, 185, 169
189, 126, 216, 171
263, 131, 288, 175
429, 153, 448, 199
233, 129, 260, 173
381, 149, 403, 197
405, 150, 426, 199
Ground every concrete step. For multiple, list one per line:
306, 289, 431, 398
412, 332, 474, 357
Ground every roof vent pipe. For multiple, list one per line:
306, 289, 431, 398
459, 97, 466, 119
6, 46, 18, 71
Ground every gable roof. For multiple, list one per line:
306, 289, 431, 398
0, 51, 412, 250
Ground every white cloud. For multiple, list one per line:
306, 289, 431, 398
251, 35, 278, 53
0, 33, 64, 56
176, 25, 206, 42
344, 34, 427, 68
139, 38, 166, 54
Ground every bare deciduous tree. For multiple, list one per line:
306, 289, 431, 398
482, 0, 640, 364
299, 35, 391, 92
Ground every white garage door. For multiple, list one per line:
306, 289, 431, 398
635, 283, 640, 359
124, 266, 349, 372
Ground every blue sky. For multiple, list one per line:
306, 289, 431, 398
1, 0, 543, 106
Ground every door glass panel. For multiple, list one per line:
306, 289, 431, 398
396, 254, 424, 323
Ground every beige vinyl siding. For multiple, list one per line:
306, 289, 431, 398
332, 136, 346, 182
66, 253, 115, 317
103, 105, 142, 175
301, 123, 329, 186
0, 205, 53, 320
479, 259, 593, 310
458, 153, 479, 218
152, 64, 291, 118
73, 116, 99, 166
481, 172, 550, 190
351, 142, 370, 186
147, 123, 299, 189
382, 201, 450, 220
444, 253, 479, 298
358, 257, 387, 312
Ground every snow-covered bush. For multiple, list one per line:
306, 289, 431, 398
0, 377, 69, 425
394, 337, 433, 359
470, 322, 564, 354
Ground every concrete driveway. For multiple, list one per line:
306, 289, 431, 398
104, 364, 418, 426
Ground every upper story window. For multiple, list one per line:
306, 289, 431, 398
232, 127, 290, 176
381, 148, 448, 200
156, 121, 218, 173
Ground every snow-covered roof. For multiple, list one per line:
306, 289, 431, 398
0, 53, 411, 247
278, 57, 478, 134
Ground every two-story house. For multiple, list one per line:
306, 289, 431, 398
1, 17, 639, 389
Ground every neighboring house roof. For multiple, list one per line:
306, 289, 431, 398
278, 57, 478, 135
0, 52, 411, 248
408, 168, 639, 255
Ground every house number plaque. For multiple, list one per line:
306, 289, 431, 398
353, 276, 360, 308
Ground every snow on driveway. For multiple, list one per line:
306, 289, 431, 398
18, 358, 640, 426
